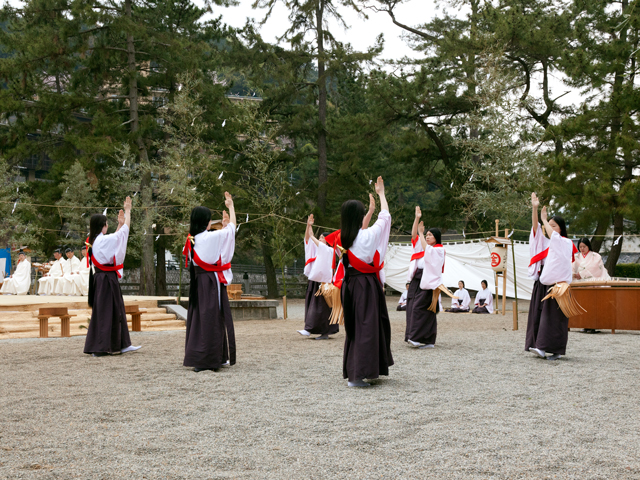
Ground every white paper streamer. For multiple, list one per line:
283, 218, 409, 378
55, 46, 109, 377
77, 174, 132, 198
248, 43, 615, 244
122, 159, 126, 166
12, 201, 17, 214
191, 187, 197, 191
218, 171, 224, 180
222, 119, 226, 127
296, 192, 300, 195
613, 235, 622, 246
102, 208, 107, 216
155, 235, 160, 241
246, 214, 249, 222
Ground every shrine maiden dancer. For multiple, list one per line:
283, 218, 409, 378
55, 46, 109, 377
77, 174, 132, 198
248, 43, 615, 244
339, 177, 393, 387
183, 193, 236, 372
525, 192, 577, 361
84, 197, 141, 356
298, 214, 339, 339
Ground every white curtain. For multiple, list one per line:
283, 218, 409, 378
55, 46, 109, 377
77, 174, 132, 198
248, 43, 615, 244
383, 241, 534, 300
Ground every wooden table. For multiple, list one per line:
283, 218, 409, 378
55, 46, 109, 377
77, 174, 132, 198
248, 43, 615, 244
569, 281, 640, 333
125, 305, 142, 332
37, 307, 76, 338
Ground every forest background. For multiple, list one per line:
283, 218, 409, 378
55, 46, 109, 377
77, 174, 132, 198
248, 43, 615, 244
0, 0, 639, 297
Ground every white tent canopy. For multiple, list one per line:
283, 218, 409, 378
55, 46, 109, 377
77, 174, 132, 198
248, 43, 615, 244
383, 241, 534, 301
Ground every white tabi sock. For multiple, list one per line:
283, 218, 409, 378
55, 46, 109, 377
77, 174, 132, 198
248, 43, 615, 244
407, 339, 423, 347
297, 330, 311, 336
419, 344, 435, 349
347, 379, 370, 388
529, 347, 546, 358
121, 345, 142, 353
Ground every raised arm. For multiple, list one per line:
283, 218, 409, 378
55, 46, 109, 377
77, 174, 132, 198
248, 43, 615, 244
531, 192, 539, 234
116, 196, 132, 232
375, 176, 388, 212
224, 191, 236, 227
411, 206, 422, 239
362, 194, 375, 229
418, 221, 427, 250
305, 214, 315, 243
541, 206, 552, 239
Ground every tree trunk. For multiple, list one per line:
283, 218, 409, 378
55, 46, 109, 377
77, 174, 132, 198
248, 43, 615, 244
316, 0, 328, 215
155, 228, 167, 296
604, 212, 623, 276
590, 218, 609, 253
126, 0, 154, 295
261, 232, 279, 299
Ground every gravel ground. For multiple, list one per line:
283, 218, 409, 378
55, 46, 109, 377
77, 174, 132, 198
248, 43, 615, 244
1, 298, 639, 479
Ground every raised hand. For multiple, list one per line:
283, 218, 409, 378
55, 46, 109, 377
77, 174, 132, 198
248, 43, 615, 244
374, 176, 384, 196
418, 221, 424, 235
368, 193, 375, 213
531, 192, 539, 208
117, 209, 125, 227
222, 210, 230, 227
224, 191, 233, 208
124, 196, 132, 213
415, 206, 422, 219
541, 205, 548, 222
307, 214, 314, 227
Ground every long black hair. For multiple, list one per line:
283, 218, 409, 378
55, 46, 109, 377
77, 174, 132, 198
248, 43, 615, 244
339, 199, 365, 340
428, 228, 442, 245
551, 215, 568, 238
579, 237, 591, 252
188, 206, 212, 302
88, 214, 107, 246
458, 280, 465, 288
340, 200, 365, 251
87, 214, 107, 309
481, 279, 488, 289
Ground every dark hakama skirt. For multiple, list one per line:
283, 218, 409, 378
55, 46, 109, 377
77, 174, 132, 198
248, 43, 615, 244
525, 276, 569, 355
342, 268, 393, 381
184, 267, 236, 369
84, 270, 131, 354
472, 305, 490, 314
405, 268, 438, 345
446, 307, 469, 313
304, 280, 339, 335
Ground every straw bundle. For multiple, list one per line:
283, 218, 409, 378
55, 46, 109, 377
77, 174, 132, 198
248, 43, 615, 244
428, 284, 459, 313
541, 282, 587, 317
316, 283, 343, 325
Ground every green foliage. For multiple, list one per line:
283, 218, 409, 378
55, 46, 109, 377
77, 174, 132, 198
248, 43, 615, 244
614, 264, 640, 279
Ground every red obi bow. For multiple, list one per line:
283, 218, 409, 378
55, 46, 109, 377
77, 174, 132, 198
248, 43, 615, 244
529, 243, 579, 266
90, 254, 123, 278
346, 250, 385, 284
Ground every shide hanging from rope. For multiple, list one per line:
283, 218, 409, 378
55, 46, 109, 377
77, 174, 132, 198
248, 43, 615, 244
84, 197, 141, 357
182, 192, 236, 373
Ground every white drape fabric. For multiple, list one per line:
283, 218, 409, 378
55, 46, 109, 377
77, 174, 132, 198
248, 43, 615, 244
383, 241, 534, 300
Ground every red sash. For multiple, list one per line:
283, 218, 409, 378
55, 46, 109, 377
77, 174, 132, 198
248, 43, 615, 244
305, 257, 316, 266
410, 251, 424, 262
529, 243, 578, 267
324, 230, 342, 247
182, 236, 230, 284
411, 236, 419, 248
346, 250, 384, 284
90, 254, 123, 278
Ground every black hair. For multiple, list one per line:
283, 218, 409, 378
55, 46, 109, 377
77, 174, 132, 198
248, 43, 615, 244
188, 206, 212, 303
481, 279, 488, 289
579, 237, 591, 252
458, 280, 465, 288
340, 200, 365, 251
551, 215, 568, 238
190, 206, 211, 237
65, 248, 72, 254
428, 228, 442, 245
88, 214, 107, 246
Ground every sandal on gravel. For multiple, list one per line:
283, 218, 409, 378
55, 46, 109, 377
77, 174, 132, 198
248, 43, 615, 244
529, 347, 546, 358
547, 354, 562, 361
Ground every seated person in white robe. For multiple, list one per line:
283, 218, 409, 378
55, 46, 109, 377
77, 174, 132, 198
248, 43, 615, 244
472, 280, 494, 314
572, 237, 610, 281
55, 248, 81, 295
66, 245, 90, 295
37, 248, 66, 295
397, 283, 409, 311
1, 250, 32, 295
446, 280, 471, 312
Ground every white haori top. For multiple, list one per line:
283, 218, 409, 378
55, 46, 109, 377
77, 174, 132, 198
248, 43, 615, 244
341, 210, 392, 285
1, 259, 31, 294
419, 245, 445, 291
48, 258, 66, 277
474, 288, 493, 313
307, 242, 334, 284
304, 239, 317, 277
193, 223, 236, 286
528, 223, 549, 281
539, 231, 574, 286
92, 224, 130, 278
407, 236, 425, 282
63, 255, 80, 274
452, 288, 471, 309
573, 251, 610, 280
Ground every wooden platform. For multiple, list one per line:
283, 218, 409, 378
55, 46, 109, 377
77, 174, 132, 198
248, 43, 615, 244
0, 295, 178, 312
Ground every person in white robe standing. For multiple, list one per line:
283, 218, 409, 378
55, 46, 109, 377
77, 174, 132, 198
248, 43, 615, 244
37, 248, 66, 295
55, 248, 81, 295
1, 250, 31, 295
471, 280, 493, 314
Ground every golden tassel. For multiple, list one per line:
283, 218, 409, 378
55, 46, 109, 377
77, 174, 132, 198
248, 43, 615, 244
428, 284, 459, 313
541, 282, 587, 317
316, 283, 343, 325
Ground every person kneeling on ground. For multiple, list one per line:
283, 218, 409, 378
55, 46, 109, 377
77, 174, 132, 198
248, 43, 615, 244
472, 280, 493, 314
446, 280, 470, 312
397, 283, 409, 311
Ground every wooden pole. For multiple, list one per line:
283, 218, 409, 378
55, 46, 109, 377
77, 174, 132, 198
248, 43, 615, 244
283, 295, 288, 319
513, 301, 518, 330
495, 273, 499, 314
503, 228, 508, 316
495, 219, 499, 237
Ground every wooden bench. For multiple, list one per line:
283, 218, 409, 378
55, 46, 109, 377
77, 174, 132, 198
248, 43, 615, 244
125, 305, 143, 332
228, 284, 243, 300
37, 307, 76, 338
